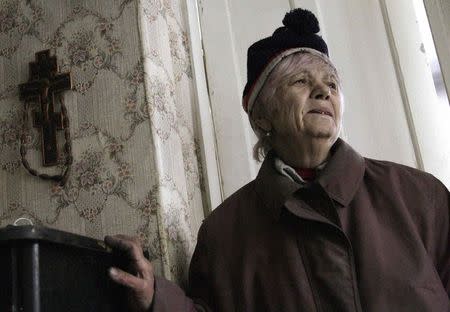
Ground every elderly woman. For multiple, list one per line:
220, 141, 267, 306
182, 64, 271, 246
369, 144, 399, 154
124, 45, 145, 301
105, 9, 450, 312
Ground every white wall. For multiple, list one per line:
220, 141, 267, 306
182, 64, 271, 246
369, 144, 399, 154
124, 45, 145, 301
197, 0, 450, 198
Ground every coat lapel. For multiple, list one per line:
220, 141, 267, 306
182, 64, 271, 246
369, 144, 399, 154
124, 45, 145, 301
254, 151, 301, 220
284, 196, 335, 225
316, 139, 365, 207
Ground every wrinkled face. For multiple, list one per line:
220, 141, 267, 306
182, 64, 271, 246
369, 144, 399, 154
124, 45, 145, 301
268, 54, 343, 144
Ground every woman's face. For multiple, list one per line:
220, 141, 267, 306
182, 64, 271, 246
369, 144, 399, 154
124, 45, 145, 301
268, 56, 343, 144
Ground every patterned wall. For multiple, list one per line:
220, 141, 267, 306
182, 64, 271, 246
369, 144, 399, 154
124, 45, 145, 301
0, 0, 205, 284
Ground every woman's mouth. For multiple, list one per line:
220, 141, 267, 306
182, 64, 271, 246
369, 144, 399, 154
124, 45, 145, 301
308, 109, 333, 117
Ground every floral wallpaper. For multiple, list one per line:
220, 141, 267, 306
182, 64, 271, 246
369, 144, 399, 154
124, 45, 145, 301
0, 0, 206, 284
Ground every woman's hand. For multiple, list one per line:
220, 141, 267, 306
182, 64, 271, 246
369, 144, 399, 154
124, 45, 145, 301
105, 234, 155, 312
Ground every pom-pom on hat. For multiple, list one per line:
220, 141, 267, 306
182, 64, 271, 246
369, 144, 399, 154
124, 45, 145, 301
243, 8, 332, 114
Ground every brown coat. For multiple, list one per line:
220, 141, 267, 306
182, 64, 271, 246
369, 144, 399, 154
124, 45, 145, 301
152, 139, 450, 311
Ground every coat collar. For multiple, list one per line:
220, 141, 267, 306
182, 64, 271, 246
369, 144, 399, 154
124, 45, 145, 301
316, 139, 365, 207
254, 139, 365, 220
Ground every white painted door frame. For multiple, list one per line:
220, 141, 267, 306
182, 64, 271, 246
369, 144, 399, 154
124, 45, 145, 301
379, 0, 450, 187
423, 0, 450, 102
185, 0, 223, 212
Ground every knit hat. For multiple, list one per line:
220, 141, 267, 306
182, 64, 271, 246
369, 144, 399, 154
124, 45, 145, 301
243, 8, 333, 114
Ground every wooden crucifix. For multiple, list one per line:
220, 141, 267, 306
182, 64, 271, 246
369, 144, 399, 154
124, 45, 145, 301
19, 50, 72, 167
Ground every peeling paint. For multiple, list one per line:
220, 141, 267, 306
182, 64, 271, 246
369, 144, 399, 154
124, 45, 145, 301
419, 43, 426, 54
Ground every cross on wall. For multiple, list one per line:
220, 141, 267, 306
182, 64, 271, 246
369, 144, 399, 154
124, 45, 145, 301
19, 50, 72, 167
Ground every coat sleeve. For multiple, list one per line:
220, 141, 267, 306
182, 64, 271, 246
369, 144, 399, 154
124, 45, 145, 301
151, 223, 213, 312
433, 180, 450, 295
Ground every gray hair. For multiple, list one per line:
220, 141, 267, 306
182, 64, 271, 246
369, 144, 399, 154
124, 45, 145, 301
248, 52, 343, 161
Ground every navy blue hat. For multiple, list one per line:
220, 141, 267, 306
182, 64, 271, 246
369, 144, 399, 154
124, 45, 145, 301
243, 8, 330, 113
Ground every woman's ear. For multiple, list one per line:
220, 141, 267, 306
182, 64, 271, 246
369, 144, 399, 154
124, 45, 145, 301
254, 118, 272, 132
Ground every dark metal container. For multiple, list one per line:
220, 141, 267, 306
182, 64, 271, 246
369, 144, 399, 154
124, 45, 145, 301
0, 225, 126, 312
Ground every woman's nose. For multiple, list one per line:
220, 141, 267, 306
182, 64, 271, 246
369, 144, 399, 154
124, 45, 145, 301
311, 84, 331, 100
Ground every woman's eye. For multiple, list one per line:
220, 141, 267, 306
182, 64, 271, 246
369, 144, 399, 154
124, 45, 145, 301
295, 78, 307, 84
328, 82, 337, 90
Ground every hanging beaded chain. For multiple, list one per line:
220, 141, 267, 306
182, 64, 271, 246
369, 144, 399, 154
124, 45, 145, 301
20, 94, 73, 186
